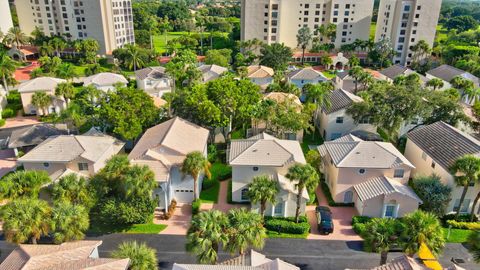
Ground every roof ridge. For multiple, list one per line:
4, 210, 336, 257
335, 141, 361, 166
229, 139, 261, 164
439, 121, 480, 146
271, 139, 295, 165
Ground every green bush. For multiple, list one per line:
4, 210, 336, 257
352, 216, 372, 235
97, 197, 156, 225
192, 199, 201, 215
2, 108, 15, 118
264, 216, 310, 235
0, 119, 5, 127
446, 220, 480, 230
442, 213, 478, 223
321, 181, 354, 207
207, 144, 218, 163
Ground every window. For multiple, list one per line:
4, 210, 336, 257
404, 5, 410, 12
78, 163, 89, 171
358, 169, 366, 175
417, 6, 421, 10
334, 4, 339, 9
384, 204, 397, 218
274, 202, 284, 216
43, 162, 50, 168
304, 4, 309, 8
241, 188, 249, 201
253, 167, 259, 171
431, 161, 436, 169
272, 4, 278, 10
345, 4, 350, 9
336, 117, 344, 124
415, 14, 420, 18
453, 199, 471, 213
394, 169, 404, 178
421, 152, 427, 161
398, 37, 405, 43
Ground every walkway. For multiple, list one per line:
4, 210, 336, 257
2, 116, 41, 128
14, 61, 39, 82
154, 203, 192, 235
307, 185, 361, 240
201, 180, 245, 212
0, 149, 16, 178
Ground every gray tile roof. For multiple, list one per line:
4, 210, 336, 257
134, 66, 168, 80
407, 121, 480, 170
366, 255, 429, 270
353, 176, 422, 202
18, 77, 66, 93
198, 64, 228, 82
8, 124, 69, 149
336, 71, 350, 80
427, 65, 479, 85
287, 68, 327, 81
323, 89, 363, 114
379, 65, 409, 80
83, 72, 128, 87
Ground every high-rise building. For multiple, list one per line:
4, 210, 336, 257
0, 0, 13, 34
241, 0, 374, 49
15, 0, 135, 55
375, 0, 441, 66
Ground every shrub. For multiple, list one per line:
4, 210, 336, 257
351, 216, 372, 235
412, 175, 452, 216
192, 199, 201, 215
98, 197, 156, 225
446, 220, 480, 230
207, 144, 218, 163
2, 108, 15, 118
0, 119, 5, 127
264, 216, 310, 235
442, 213, 478, 223
321, 181, 354, 207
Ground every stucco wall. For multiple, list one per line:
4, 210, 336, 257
354, 191, 420, 218
319, 109, 373, 141
232, 165, 282, 202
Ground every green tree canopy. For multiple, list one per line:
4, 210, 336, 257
412, 175, 452, 216
286, 163, 319, 223
112, 241, 159, 270
259, 43, 293, 71
0, 170, 51, 200
401, 210, 445, 255
52, 173, 94, 208
247, 175, 279, 217
51, 202, 89, 244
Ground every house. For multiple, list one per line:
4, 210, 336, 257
128, 117, 209, 209
318, 89, 374, 141
426, 64, 479, 91
228, 133, 308, 217
404, 121, 480, 214
135, 66, 173, 97
358, 255, 430, 270
246, 65, 274, 89
287, 67, 328, 89
18, 77, 67, 115
0, 240, 129, 270
334, 72, 357, 93
18, 132, 125, 181
172, 250, 298, 270
251, 92, 304, 141
83, 72, 128, 92
0, 84, 6, 110
6, 123, 69, 156
318, 135, 419, 218
198, 64, 228, 83
378, 64, 428, 85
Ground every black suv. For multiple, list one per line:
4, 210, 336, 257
315, 206, 334, 235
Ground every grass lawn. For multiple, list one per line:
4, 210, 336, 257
200, 181, 220, 203
370, 23, 376, 40
200, 162, 231, 203
153, 32, 189, 53
322, 70, 337, 79
231, 128, 246, 139
267, 230, 308, 239
301, 129, 324, 154
443, 228, 474, 243
88, 221, 167, 235
72, 65, 88, 77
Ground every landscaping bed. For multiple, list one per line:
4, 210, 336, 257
88, 221, 167, 235
200, 161, 231, 203
264, 216, 310, 238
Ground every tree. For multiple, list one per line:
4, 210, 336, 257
451, 76, 474, 93
426, 78, 444, 91
318, 23, 336, 43
165, 49, 200, 89
259, 43, 293, 71
303, 81, 333, 125
112, 241, 158, 270
445, 15, 478, 33
247, 176, 279, 217
297, 26, 312, 65
157, 0, 190, 22
349, 66, 365, 92
205, 49, 232, 67
1, 198, 51, 244
286, 163, 319, 223
181, 151, 211, 200
31, 91, 52, 115
412, 175, 452, 216
48, 37, 67, 57
123, 44, 146, 71
75, 39, 100, 64
450, 155, 480, 220
226, 208, 266, 255
158, 16, 173, 50
50, 202, 89, 244
55, 82, 75, 106
39, 41, 54, 57
186, 210, 229, 264
0, 51, 18, 92
52, 173, 93, 208
468, 231, 480, 263
349, 55, 360, 67
0, 170, 51, 200
4, 27, 27, 47
55, 63, 78, 81
369, 38, 394, 69
363, 218, 399, 265
401, 210, 445, 256
320, 54, 333, 70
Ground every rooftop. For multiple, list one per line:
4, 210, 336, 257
18, 77, 66, 93
323, 89, 363, 114
135, 66, 168, 81
247, 65, 274, 78
427, 64, 479, 85
287, 68, 327, 81
354, 176, 422, 202
83, 72, 128, 87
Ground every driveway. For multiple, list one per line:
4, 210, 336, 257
307, 185, 362, 241
0, 149, 16, 178
154, 203, 192, 235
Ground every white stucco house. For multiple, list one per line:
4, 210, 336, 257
318, 89, 374, 141
134, 66, 172, 97
83, 72, 128, 92
128, 117, 209, 210
228, 133, 308, 217
18, 77, 67, 115
198, 64, 228, 83
405, 121, 480, 215
318, 134, 420, 218
287, 67, 328, 90
246, 65, 274, 90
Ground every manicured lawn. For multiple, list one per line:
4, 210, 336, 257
301, 129, 324, 154
72, 65, 88, 77
200, 181, 220, 203
370, 23, 376, 40
443, 228, 474, 243
322, 70, 337, 79
88, 221, 167, 235
200, 162, 231, 203
267, 230, 308, 239
125, 223, 167, 234
153, 32, 189, 53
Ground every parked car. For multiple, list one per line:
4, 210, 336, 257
316, 206, 334, 235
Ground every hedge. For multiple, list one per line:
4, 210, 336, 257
192, 199, 202, 215
321, 181, 354, 207
1, 108, 15, 118
446, 220, 480, 230
352, 216, 372, 235
0, 119, 5, 127
264, 216, 310, 235
441, 213, 478, 223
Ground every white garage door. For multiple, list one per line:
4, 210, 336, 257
174, 189, 194, 203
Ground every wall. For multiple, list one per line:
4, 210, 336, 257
0, 0, 13, 33
22, 161, 66, 177
319, 109, 372, 141
20, 90, 65, 115
355, 192, 420, 217
232, 165, 282, 202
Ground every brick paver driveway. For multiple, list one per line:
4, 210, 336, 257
155, 203, 192, 235
307, 185, 362, 240
0, 149, 16, 178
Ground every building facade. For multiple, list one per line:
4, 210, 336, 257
0, 0, 13, 34
375, 0, 441, 66
15, 0, 135, 54
241, 0, 374, 49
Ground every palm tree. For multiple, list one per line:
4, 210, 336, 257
297, 26, 312, 65
450, 76, 474, 99
52, 174, 93, 207
0, 170, 51, 200
112, 241, 158, 270
363, 218, 398, 265
181, 151, 211, 200
426, 78, 444, 91
304, 81, 334, 127
39, 41, 54, 57
358, 72, 374, 90
247, 176, 279, 217
226, 208, 267, 255
0, 51, 18, 92
1, 198, 51, 244
464, 87, 480, 104
186, 210, 229, 264
411, 40, 431, 64
402, 210, 445, 256
450, 155, 480, 220
468, 231, 480, 263
286, 163, 319, 223
349, 66, 364, 92
51, 202, 89, 244
55, 63, 78, 81
4, 27, 28, 47
55, 82, 75, 105
31, 91, 52, 115
49, 37, 67, 57
320, 55, 333, 70
124, 44, 145, 71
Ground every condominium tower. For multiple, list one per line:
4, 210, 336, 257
0, 0, 13, 34
375, 0, 441, 66
241, 0, 374, 49
15, 0, 135, 54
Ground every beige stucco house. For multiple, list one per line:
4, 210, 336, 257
198, 64, 228, 83
83, 72, 128, 92
318, 134, 420, 218
128, 117, 209, 209
18, 77, 67, 115
405, 121, 480, 215
135, 66, 172, 97
228, 133, 308, 217
18, 131, 125, 181
246, 65, 274, 90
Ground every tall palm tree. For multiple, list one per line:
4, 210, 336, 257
50, 202, 89, 244
349, 66, 364, 92
55, 82, 75, 105
286, 163, 319, 223
52, 174, 93, 207
450, 155, 480, 220
411, 40, 431, 64
112, 241, 158, 270
426, 78, 444, 91
49, 37, 67, 57
55, 63, 78, 81
463, 87, 480, 104
226, 208, 267, 255
186, 210, 229, 264
363, 218, 398, 265
4, 27, 28, 47
468, 231, 480, 263
0, 170, 51, 200
1, 198, 51, 244
401, 210, 445, 256
297, 26, 312, 65
247, 175, 279, 217
304, 81, 334, 129
124, 44, 145, 71
31, 91, 52, 115
0, 51, 18, 92
39, 41, 54, 57
320, 55, 333, 70
181, 151, 211, 200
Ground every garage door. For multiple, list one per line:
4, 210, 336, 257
174, 189, 194, 203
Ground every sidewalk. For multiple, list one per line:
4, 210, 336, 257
201, 180, 246, 212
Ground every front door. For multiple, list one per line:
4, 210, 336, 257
344, 191, 353, 203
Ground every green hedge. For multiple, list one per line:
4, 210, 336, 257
446, 220, 480, 230
2, 108, 15, 118
352, 216, 372, 235
264, 216, 310, 235
442, 213, 478, 223
0, 119, 5, 127
321, 181, 354, 207
192, 199, 201, 215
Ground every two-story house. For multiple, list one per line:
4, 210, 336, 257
18, 132, 125, 181
426, 64, 479, 92
128, 117, 209, 210
135, 66, 173, 97
287, 67, 328, 90
198, 64, 228, 83
83, 72, 128, 92
18, 77, 67, 115
228, 133, 308, 217
318, 135, 420, 218
405, 121, 480, 215
246, 65, 274, 90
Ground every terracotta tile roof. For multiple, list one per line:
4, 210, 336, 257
264, 92, 302, 107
